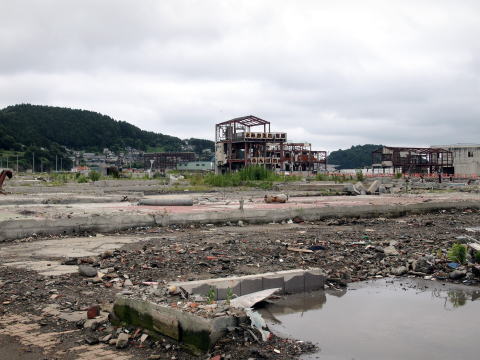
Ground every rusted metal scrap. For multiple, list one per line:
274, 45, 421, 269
264, 193, 288, 203
0, 169, 13, 195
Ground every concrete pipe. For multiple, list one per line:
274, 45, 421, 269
138, 198, 194, 206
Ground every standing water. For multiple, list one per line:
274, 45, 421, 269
259, 278, 480, 360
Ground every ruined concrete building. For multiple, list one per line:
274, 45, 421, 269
144, 152, 196, 173
430, 144, 480, 176
215, 115, 327, 174
372, 146, 454, 174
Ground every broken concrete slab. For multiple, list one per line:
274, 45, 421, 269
170, 269, 326, 300
113, 295, 240, 354
367, 180, 380, 194
1, 260, 78, 276
354, 182, 367, 195
230, 288, 281, 309
1, 193, 480, 242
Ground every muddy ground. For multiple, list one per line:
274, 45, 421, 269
1, 208, 480, 359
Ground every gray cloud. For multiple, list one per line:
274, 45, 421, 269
1, 0, 479, 152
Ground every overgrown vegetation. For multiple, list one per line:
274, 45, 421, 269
356, 170, 364, 182
88, 170, 101, 182
200, 166, 300, 188
315, 173, 350, 183
447, 243, 467, 264
76, 174, 88, 183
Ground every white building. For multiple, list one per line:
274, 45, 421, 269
431, 144, 480, 176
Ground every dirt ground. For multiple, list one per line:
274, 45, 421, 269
1, 208, 480, 359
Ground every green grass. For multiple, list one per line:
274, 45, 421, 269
447, 243, 467, 264
200, 166, 300, 188
315, 173, 352, 183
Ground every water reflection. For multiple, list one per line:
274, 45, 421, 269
259, 278, 480, 360
423, 286, 480, 309
258, 288, 345, 324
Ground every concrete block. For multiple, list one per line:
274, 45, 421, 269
216, 279, 241, 300
240, 278, 263, 296
305, 269, 326, 291
113, 295, 239, 354
354, 182, 367, 195
181, 283, 215, 298
284, 272, 305, 294
367, 180, 380, 194
262, 274, 285, 293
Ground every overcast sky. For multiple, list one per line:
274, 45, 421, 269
1, 0, 479, 152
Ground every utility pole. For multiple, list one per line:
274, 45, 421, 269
32, 152, 35, 174
6, 157, 8, 169
60, 158, 63, 172
56, 155, 58, 172
16, 154, 19, 173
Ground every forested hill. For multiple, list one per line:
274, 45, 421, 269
328, 144, 383, 169
0, 104, 214, 154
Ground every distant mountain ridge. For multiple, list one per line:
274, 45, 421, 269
0, 104, 214, 154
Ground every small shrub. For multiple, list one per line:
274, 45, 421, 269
207, 287, 216, 304
475, 251, 480, 263
189, 174, 205, 186
447, 243, 467, 264
88, 170, 101, 182
226, 288, 234, 305
316, 173, 328, 181
356, 170, 364, 182
395, 173, 403, 179
76, 174, 88, 183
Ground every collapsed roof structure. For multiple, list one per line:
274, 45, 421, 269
215, 115, 327, 174
372, 146, 454, 174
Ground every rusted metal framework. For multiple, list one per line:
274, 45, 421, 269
372, 146, 453, 174
144, 152, 196, 173
267, 143, 327, 172
215, 115, 327, 173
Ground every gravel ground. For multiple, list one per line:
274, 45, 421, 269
1, 208, 480, 359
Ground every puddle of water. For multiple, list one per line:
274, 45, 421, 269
259, 278, 480, 360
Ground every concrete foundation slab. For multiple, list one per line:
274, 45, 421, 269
170, 269, 325, 300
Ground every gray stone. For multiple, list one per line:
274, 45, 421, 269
78, 265, 97, 277
449, 270, 467, 280
391, 266, 408, 276
101, 334, 112, 343
116, 333, 129, 349
383, 246, 399, 256
85, 335, 99, 345
413, 257, 434, 274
